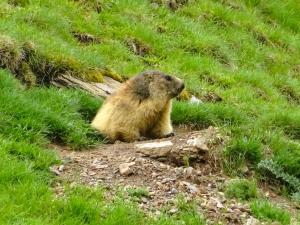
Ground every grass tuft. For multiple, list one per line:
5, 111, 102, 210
250, 200, 291, 225
225, 179, 258, 201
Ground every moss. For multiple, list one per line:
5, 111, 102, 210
8, 0, 29, 7
0, 36, 22, 73
19, 62, 36, 86
178, 89, 192, 101
0, 36, 114, 85
83, 69, 104, 83
100, 67, 124, 82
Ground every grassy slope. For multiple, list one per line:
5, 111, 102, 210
1, 0, 300, 223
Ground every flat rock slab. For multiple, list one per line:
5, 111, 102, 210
135, 141, 173, 149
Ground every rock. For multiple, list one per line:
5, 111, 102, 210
169, 208, 178, 214
245, 217, 259, 225
89, 171, 96, 176
135, 141, 173, 149
187, 136, 209, 151
141, 197, 148, 203
119, 162, 135, 175
170, 188, 178, 194
181, 181, 199, 194
93, 164, 108, 169
189, 95, 203, 105
58, 165, 64, 172
49, 166, 60, 176
161, 177, 175, 184
185, 167, 194, 178
137, 146, 171, 159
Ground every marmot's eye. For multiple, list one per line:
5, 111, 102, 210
165, 75, 172, 81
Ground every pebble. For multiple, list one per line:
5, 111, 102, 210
119, 162, 135, 175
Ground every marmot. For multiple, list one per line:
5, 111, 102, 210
91, 70, 185, 142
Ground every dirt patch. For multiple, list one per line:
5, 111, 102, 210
150, 0, 190, 11
72, 32, 101, 45
276, 84, 300, 104
126, 38, 152, 57
49, 126, 299, 224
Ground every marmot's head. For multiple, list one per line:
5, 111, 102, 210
130, 70, 185, 100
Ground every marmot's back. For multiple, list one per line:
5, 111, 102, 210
91, 71, 185, 142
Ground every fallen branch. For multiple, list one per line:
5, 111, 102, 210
51, 74, 122, 98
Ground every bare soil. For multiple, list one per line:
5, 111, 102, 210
50, 126, 299, 225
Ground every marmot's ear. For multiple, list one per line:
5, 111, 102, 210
132, 76, 150, 100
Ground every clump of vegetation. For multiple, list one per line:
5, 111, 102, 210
127, 187, 150, 198
225, 179, 258, 201
258, 159, 300, 193
250, 200, 291, 225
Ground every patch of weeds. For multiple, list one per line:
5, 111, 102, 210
150, 0, 190, 11
173, 195, 206, 225
7, 0, 29, 7
258, 159, 300, 193
127, 187, 149, 199
276, 84, 300, 104
199, 71, 232, 89
225, 178, 258, 201
74, 0, 102, 13
126, 38, 152, 57
250, 200, 291, 225
224, 136, 263, 170
269, 112, 300, 139
292, 192, 300, 205
72, 31, 101, 45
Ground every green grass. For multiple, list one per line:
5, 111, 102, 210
1, 0, 300, 223
225, 178, 258, 201
250, 200, 291, 225
0, 69, 102, 149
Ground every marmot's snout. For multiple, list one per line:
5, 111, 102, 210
171, 78, 185, 97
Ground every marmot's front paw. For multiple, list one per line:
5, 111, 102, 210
164, 132, 175, 138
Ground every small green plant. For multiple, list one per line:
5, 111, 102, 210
127, 187, 149, 198
258, 159, 300, 192
225, 178, 258, 201
292, 192, 300, 205
172, 195, 206, 225
224, 136, 263, 169
250, 200, 291, 225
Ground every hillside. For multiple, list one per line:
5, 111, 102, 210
1, 0, 300, 224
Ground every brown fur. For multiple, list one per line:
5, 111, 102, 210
91, 71, 185, 142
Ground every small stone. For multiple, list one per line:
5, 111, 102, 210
187, 136, 209, 151
185, 167, 194, 177
195, 138, 209, 151
119, 162, 135, 175
151, 172, 158, 178
169, 208, 178, 214
182, 181, 198, 193
58, 165, 64, 172
161, 178, 175, 184
241, 164, 249, 173
245, 216, 259, 225
170, 188, 178, 194
89, 171, 96, 176
189, 95, 203, 105
49, 166, 60, 176
141, 197, 148, 203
